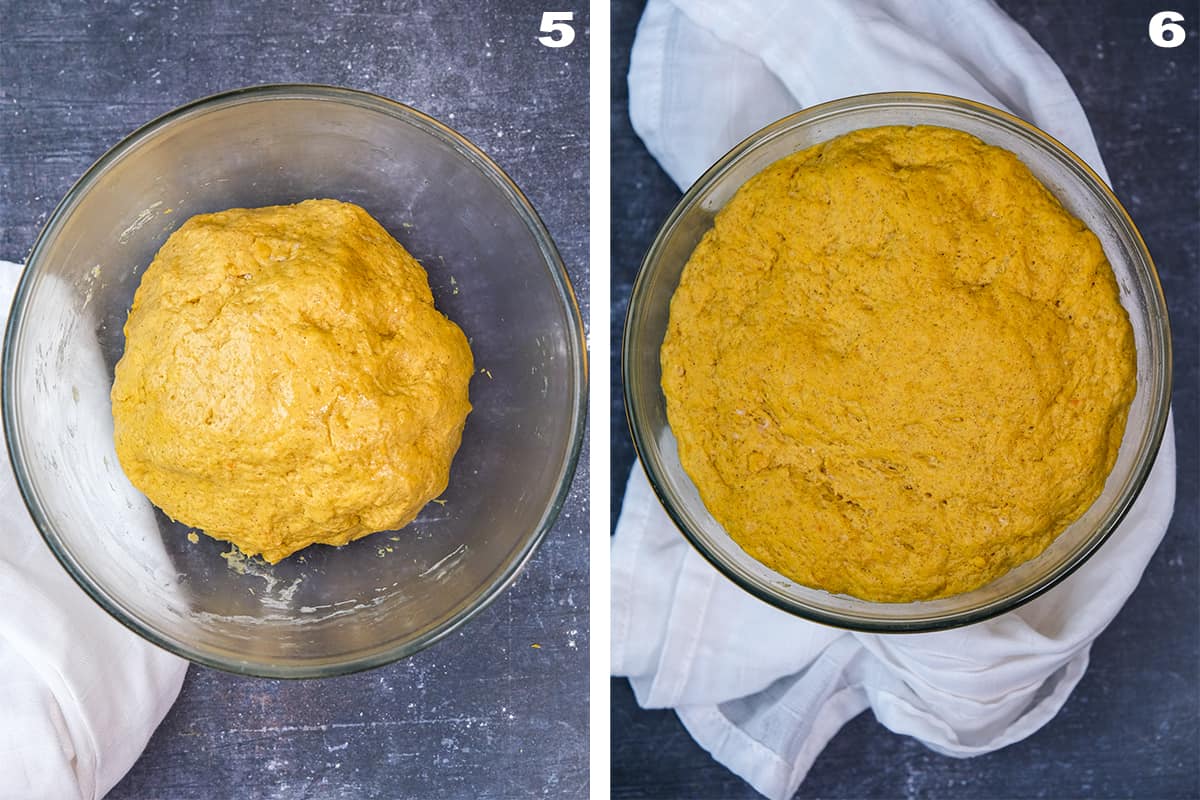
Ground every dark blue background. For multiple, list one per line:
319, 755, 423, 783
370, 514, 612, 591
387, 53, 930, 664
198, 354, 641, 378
0, 2, 589, 798
610, 1, 1199, 797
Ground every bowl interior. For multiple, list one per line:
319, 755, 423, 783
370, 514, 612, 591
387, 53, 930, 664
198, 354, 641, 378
624, 94, 1170, 631
4, 87, 585, 675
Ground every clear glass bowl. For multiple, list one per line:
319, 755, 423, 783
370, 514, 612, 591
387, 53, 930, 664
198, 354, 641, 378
3, 85, 586, 676
623, 92, 1171, 632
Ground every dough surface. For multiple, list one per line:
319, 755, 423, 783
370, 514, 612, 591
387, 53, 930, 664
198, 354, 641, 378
112, 199, 473, 563
660, 126, 1136, 602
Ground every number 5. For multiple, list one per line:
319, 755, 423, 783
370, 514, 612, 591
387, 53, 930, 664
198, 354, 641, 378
538, 11, 575, 48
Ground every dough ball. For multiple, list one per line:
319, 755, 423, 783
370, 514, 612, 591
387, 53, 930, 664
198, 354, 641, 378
661, 126, 1136, 602
112, 199, 473, 563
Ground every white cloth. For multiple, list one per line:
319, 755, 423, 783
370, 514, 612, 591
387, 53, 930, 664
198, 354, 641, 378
0, 260, 187, 799
613, 3, 1179, 799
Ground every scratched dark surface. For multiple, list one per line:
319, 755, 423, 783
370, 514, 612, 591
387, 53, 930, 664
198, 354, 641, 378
0, 2, 588, 798
611, 0, 1199, 798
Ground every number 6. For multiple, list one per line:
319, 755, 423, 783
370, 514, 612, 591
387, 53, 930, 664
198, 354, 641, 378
1149, 10, 1186, 48
539, 11, 575, 48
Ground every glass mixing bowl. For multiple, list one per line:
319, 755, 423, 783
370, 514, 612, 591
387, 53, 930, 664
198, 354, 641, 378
623, 92, 1171, 632
3, 85, 586, 676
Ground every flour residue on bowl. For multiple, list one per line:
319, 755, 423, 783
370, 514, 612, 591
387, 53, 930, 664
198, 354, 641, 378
118, 200, 164, 243
296, 592, 397, 621
419, 543, 468, 579
220, 547, 302, 611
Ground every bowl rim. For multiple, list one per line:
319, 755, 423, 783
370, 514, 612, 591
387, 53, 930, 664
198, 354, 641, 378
2, 83, 589, 678
622, 90, 1172, 633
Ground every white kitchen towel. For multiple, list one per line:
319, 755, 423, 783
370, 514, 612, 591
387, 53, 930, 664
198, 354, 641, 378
613, 2, 1180, 799
0, 260, 188, 800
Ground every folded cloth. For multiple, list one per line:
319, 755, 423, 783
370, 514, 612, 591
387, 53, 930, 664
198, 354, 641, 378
613, 3, 1179, 798
0, 260, 187, 800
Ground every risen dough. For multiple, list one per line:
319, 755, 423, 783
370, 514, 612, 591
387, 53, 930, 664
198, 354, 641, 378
112, 199, 473, 563
660, 126, 1136, 602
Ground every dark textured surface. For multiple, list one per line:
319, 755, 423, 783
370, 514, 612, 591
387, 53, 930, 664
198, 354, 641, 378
611, 1, 1199, 798
1, 2, 588, 798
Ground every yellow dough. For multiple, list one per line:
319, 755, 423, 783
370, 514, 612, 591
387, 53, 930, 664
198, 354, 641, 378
660, 126, 1136, 602
112, 199, 473, 563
